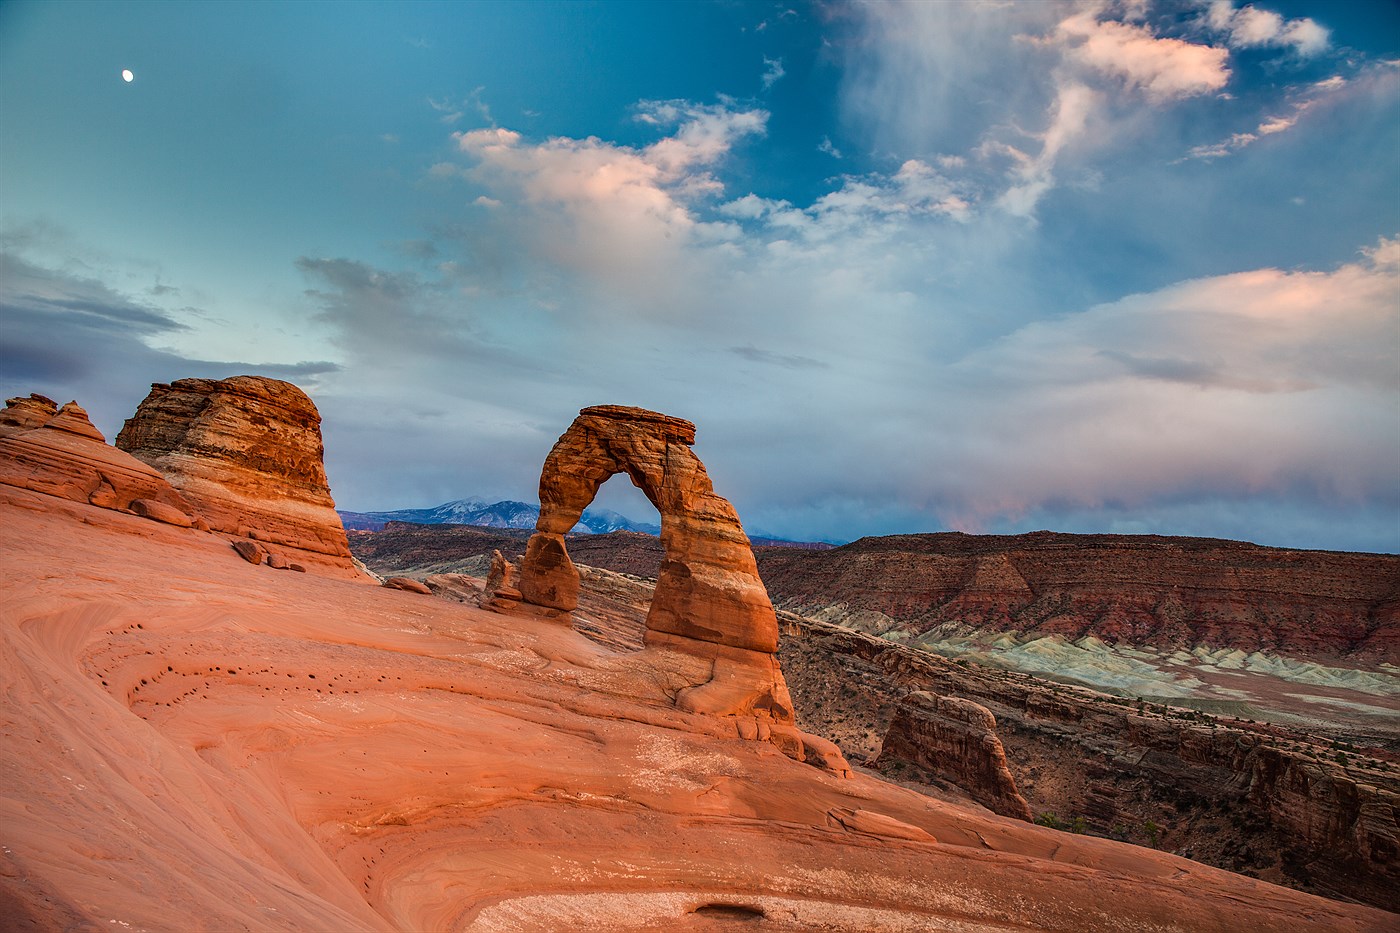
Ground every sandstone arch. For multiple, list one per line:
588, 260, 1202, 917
517, 405, 797, 723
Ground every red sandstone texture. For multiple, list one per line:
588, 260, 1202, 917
0, 398, 200, 522
2, 488, 1395, 929
345, 517, 1400, 913
516, 406, 808, 750
779, 617, 1400, 912
875, 691, 1034, 822
0, 393, 59, 435
115, 375, 359, 576
756, 532, 1400, 662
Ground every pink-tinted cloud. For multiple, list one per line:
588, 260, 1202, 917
451, 103, 765, 299
1058, 11, 1230, 101
922, 238, 1400, 525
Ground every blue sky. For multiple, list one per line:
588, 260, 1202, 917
2, 0, 1397, 551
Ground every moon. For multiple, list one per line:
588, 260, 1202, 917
121, 69, 134, 82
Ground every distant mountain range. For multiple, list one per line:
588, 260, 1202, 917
338, 497, 834, 547
338, 498, 662, 535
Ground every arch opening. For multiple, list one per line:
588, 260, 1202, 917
512, 406, 796, 715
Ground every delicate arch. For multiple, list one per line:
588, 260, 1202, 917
516, 405, 778, 655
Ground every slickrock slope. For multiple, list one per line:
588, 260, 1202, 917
115, 376, 358, 576
756, 532, 1400, 662
518, 406, 799, 731
350, 536, 1400, 915
3, 492, 1396, 930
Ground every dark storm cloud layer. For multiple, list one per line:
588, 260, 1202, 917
1, 1, 1396, 552
0, 251, 338, 437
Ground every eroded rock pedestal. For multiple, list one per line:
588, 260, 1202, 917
115, 376, 358, 576
517, 405, 844, 771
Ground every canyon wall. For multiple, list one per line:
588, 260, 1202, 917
757, 532, 1400, 661
779, 617, 1400, 912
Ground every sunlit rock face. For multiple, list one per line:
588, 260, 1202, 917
115, 376, 357, 576
0, 398, 199, 521
517, 405, 796, 723
3, 386, 1396, 932
6, 490, 1393, 932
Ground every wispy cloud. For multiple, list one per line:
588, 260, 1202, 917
729, 345, 828, 370
1183, 71, 1361, 160
0, 247, 337, 436
428, 87, 493, 126
761, 56, 785, 90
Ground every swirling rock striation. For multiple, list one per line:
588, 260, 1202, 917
0, 398, 199, 521
5, 488, 1392, 932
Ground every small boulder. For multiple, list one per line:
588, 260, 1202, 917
129, 498, 194, 528
425, 574, 483, 603
231, 540, 268, 565
266, 552, 290, 570
827, 807, 936, 843
383, 576, 432, 595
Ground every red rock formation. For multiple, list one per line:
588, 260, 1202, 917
0, 401, 199, 522
349, 518, 1400, 909
383, 576, 432, 595
479, 549, 523, 611
230, 539, 268, 565
7, 488, 1394, 931
780, 616, 1400, 911
0, 393, 58, 435
515, 406, 838, 770
758, 532, 1400, 662
876, 691, 1034, 822
115, 376, 359, 577
519, 407, 775, 649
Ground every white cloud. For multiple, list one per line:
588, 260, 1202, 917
1255, 115, 1294, 135
998, 81, 1097, 216
1057, 10, 1230, 101
449, 102, 767, 305
1364, 235, 1400, 269
919, 238, 1400, 527
1206, 1, 1329, 57
839, 3, 1247, 217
